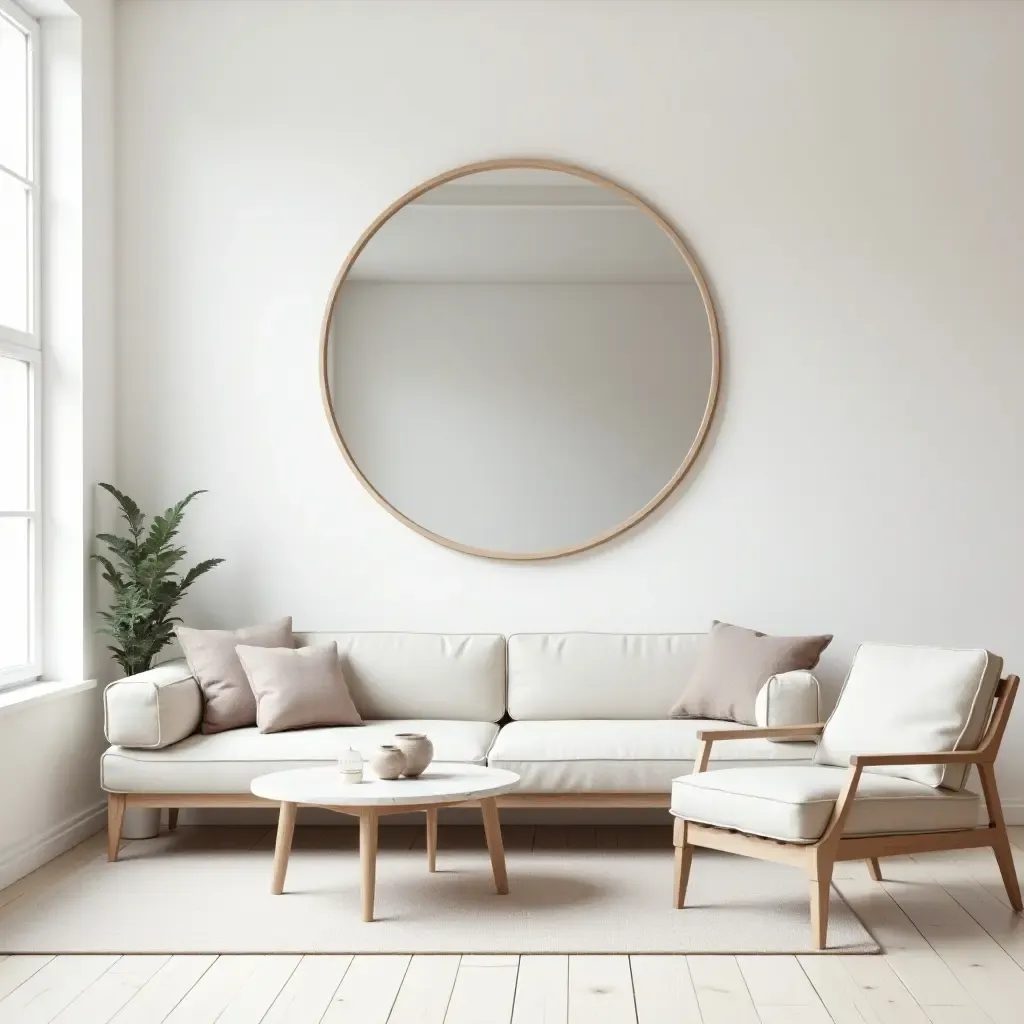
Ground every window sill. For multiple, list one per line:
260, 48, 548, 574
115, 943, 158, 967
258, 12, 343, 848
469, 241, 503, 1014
0, 679, 97, 719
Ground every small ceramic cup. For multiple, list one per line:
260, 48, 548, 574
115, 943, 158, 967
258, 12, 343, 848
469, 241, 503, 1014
393, 732, 434, 778
369, 744, 407, 781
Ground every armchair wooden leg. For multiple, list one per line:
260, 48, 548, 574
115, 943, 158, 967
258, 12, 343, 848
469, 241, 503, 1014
809, 854, 834, 950
978, 763, 1023, 912
867, 857, 882, 881
673, 818, 693, 909
167, 808, 179, 832
107, 794, 126, 862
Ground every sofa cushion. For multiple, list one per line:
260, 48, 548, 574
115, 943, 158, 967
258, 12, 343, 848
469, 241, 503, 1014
507, 633, 705, 720
671, 765, 980, 843
486, 720, 816, 793
101, 720, 499, 794
669, 621, 831, 725
237, 642, 363, 733
295, 632, 505, 723
813, 644, 1002, 790
177, 617, 294, 734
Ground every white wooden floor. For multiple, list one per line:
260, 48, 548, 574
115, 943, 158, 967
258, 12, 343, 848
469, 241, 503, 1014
2, 825, 1024, 1023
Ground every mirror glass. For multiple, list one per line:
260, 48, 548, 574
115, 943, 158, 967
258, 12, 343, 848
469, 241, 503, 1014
323, 164, 718, 559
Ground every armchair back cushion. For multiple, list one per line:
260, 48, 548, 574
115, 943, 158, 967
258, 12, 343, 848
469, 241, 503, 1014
813, 644, 1002, 790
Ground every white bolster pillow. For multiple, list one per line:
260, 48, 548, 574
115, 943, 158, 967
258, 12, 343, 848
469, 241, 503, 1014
754, 670, 822, 737
103, 658, 202, 749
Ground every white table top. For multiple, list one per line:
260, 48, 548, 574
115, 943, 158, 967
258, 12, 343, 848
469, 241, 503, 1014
250, 762, 520, 807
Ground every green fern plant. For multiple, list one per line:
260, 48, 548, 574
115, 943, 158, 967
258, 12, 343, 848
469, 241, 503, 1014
93, 484, 224, 676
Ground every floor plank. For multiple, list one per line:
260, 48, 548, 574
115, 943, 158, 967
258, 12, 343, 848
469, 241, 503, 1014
387, 954, 461, 1024
840, 955, 933, 1023
800, 955, 887, 1023
50, 956, 170, 1024
687, 955, 759, 1023
214, 954, 300, 1023
567, 955, 636, 1024
320, 953, 410, 1023
0, 955, 54, 1002
108, 955, 217, 1023
630, 955, 700, 1023
510, 955, 567, 1024
738, 954, 832, 1020
445, 955, 518, 1024
162, 955, 267, 1023
0, 954, 120, 1023
260, 955, 352, 1024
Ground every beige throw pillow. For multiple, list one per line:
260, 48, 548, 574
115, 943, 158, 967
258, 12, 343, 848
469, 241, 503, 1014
670, 620, 832, 725
236, 642, 363, 734
175, 617, 294, 734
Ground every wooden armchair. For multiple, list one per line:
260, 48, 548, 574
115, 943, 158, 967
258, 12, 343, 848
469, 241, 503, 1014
670, 643, 1021, 949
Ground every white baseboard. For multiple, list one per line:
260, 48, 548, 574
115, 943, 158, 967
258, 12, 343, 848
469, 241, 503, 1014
1000, 801, 1024, 826
0, 801, 106, 891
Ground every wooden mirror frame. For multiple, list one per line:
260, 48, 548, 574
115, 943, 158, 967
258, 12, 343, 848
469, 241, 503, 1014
319, 157, 721, 561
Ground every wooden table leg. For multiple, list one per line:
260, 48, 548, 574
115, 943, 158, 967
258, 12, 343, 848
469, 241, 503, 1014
271, 801, 297, 895
425, 806, 438, 873
480, 797, 509, 895
360, 809, 379, 922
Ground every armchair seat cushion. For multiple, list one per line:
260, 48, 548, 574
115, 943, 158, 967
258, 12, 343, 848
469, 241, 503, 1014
102, 720, 499, 794
671, 765, 980, 844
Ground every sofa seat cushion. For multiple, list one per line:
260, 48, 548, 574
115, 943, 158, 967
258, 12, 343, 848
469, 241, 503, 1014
671, 766, 980, 844
102, 720, 499, 794
486, 720, 816, 793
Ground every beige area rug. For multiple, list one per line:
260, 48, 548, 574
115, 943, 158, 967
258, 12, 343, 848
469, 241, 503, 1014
0, 825, 878, 954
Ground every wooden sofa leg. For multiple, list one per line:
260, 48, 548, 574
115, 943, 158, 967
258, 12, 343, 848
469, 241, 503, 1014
107, 794, 126, 862
867, 857, 882, 881
673, 818, 693, 909
168, 808, 179, 832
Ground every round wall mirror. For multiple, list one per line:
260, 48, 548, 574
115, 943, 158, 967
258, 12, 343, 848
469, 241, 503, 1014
321, 159, 720, 560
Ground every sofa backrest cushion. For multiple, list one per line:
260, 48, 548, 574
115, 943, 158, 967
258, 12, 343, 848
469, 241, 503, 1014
813, 643, 1003, 790
507, 632, 705, 720
294, 632, 506, 723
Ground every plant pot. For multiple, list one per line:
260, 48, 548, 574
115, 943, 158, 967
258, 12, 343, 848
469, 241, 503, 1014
121, 806, 161, 840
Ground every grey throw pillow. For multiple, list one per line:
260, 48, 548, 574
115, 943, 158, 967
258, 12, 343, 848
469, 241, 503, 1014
670, 620, 832, 725
236, 642, 363, 734
175, 617, 294, 734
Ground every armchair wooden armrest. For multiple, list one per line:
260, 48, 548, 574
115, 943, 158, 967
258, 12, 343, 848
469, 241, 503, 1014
851, 749, 983, 767
691, 723, 824, 773
695, 723, 825, 743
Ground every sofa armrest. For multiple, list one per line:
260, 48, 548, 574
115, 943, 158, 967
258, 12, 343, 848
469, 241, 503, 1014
755, 670, 822, 736
103, 659, 202, 749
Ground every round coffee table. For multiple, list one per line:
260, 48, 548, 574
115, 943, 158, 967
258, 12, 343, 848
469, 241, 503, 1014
250, 763, 520, 921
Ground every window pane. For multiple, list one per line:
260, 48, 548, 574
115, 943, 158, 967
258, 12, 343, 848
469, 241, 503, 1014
0, 13, 28, 177
0, 171, 29, 330
0, 516, 30, 670
0, 355, 29, 509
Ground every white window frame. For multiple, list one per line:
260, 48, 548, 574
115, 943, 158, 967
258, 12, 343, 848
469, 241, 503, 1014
0, 0, 42, 688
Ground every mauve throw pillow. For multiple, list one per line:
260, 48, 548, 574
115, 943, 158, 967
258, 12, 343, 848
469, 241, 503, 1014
670, 620, 832, 725
236, 642, 363, 734
175, 617, 294, 734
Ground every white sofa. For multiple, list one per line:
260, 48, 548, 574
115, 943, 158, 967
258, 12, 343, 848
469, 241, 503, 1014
102, 631, 823, 826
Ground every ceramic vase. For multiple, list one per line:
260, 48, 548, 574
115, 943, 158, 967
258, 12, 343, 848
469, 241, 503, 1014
393, 732, 434, 777
369, 744, 406, 780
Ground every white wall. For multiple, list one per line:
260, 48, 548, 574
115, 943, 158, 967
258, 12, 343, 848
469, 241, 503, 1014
0, 0, 116, 888
116, 2, 1024, 809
